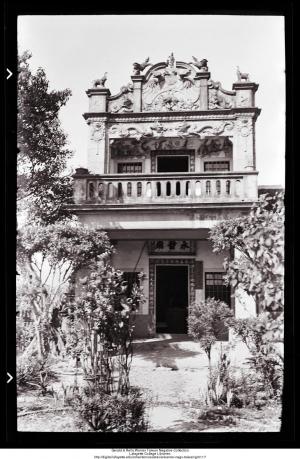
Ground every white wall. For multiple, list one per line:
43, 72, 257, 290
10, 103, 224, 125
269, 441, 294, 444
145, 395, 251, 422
111, 240, 149, 314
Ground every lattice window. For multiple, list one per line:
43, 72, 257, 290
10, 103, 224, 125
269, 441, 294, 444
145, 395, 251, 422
204, 161, 230, 171
205, 272, 231, 306
117, 163, 142, 173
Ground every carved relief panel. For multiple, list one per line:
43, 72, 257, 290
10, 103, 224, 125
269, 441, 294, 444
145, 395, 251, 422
142, 57, 201, 112
208, 80, 235, 110
108, 83, 134, 113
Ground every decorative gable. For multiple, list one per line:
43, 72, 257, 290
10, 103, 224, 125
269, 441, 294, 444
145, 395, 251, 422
106, 53, 239, 113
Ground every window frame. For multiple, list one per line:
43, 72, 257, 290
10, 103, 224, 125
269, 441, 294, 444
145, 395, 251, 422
205, 272, 231, 307
117, 162, 143, 174
203, 161, 230, 172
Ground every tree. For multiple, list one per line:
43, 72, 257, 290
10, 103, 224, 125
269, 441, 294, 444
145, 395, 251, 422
188, 298, 233, 367
64, 259, 145, 396
17, 222, 113, 360
17, 50, 73, 224
209, 193, 284, 320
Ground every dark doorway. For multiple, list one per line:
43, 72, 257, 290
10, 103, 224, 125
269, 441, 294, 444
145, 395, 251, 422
157, 156, 189, 172
156, 265, 189, 333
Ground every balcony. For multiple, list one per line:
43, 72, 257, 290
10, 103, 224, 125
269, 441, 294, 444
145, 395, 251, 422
73, 171, 258, 207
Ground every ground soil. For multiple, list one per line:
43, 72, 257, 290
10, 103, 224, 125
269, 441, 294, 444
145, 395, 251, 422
17, 336, 282, 432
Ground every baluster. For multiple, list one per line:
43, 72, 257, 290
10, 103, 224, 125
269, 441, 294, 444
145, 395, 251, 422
146, 181, 152, 198
131, 180, 137, 198
185, 181, 191, 197
107, 182, 114, 199
195, 180, 201, 197
170, 180, 176, 197
166, 181, 171, 197
98, 182, 104, 202
88, 181, 95, 200
190, 180, 196, 199
235, 179, 242, 198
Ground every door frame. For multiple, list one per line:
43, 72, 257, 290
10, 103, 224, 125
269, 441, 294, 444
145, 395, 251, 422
148, 258, 195, 335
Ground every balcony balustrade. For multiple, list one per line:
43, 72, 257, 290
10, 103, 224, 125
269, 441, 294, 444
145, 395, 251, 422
73, 172, 258, 205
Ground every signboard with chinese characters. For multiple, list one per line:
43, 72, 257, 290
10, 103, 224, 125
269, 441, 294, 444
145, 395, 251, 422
148, 240, 196, 255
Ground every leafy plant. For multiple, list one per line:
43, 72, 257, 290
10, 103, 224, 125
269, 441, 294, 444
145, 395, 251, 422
17, 222, 112, 360
198, 406, 237, 425
201, 350, 233, 407
229, 314, 283, 399
226, 370, 269, 409
17, 356, 58, 394
17, 50, 74, 224
64, 259, 145, 396
73, 386, 148, 432
188, 298, 233, 367
209, 193, 284, 320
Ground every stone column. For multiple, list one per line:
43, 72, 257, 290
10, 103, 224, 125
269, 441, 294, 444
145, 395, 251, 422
131, 75, 144, 112
194, 71, 210, 110
232, 82, 259, 108
86, 118, 108, 174
235, 116, 255, 171
73, 168, 89, 204
86, 87, 111, 112
84, 87, 110, 174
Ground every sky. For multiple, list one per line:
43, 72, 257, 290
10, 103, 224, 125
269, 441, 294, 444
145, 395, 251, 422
18, 15, 285, 186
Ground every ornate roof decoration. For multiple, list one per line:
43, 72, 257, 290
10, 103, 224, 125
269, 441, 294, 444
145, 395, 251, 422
106, 54, 257, 113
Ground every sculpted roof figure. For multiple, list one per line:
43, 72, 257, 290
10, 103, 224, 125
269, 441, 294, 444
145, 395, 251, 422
190, 57, 209, 72
167, 52, 176, 69
236, 66, 250, 82
133, 57, 152, 75
92, 72, 108, 88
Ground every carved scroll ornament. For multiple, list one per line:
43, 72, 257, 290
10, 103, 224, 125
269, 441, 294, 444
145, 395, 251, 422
109, 120, 234, 140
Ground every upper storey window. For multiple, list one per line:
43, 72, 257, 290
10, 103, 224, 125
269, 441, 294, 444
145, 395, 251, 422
117, 163, 142, 173
157, 155, 189, 173
204, 161, 230, 172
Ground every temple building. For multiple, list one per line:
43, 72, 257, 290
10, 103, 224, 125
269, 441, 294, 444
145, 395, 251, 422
71, 53, 261, 338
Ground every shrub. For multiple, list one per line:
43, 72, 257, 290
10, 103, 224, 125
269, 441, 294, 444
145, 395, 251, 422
188, 298, 233, 365
229, 314, 283, 399
64, 259, 145, 396
198, 406, 237, 425
17, 356, 58, 394
73, 386, 148, 432
226, 370, 269, 409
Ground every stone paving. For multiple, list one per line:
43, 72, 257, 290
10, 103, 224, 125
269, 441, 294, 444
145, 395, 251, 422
130, 334, 251, 431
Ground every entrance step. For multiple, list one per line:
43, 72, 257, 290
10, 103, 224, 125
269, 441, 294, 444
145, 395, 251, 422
132, 333, 199, 353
